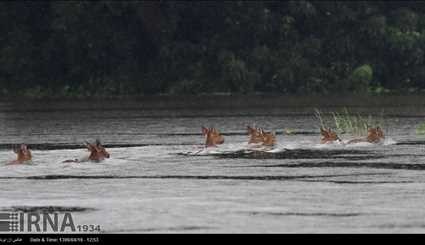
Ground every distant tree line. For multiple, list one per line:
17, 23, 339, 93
1, 1, 425, 97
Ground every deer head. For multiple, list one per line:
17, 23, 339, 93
12, 144, 32, 164
247, 125, 263, 144
202, 127, 225, 147
320, 127, 340, 144
85, 139, 110, 162
259, 128, 276, 147
367, 126, 385, 143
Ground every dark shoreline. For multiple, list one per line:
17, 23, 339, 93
2, 94, 425, 108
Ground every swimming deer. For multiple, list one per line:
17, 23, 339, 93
9, 144, 32, 164
259, 128, 276, 147
365, 126, 385, 143
320, 127, 341, 144
247, 126, 276, 147
62, 139, 110, 163
202, 127, 224, 147
347, 126, 385, 144
247, 126, 264, 144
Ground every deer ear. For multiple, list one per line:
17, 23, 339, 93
202, 127, 209, 135
95, 139, 101, 146
20, 144, 27, 150
259, 128, 264, 135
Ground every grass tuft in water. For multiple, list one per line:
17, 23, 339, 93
416, 122, 425, 135
314, 108, 385, 136
314, 108, 326, 129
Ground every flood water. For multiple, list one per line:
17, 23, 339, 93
1, 95, 425, 233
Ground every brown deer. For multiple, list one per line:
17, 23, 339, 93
347, 126, 385, 144
320, 127, 341, 144
202, 127, 224, 147
9, 144, 32, 164
366, 126, 385, 143
247, 126, 276, 147
247, 126, 264, 144
259, 128, 276, 147
63, 139, 110, 163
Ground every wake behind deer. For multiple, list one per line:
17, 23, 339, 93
62, 139, 110, 163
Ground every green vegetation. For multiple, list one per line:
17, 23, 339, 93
2, 2, 425, 97
284, 128, 295, 135
315, 108, 385, 136
416, 122, 425, 135
349, 65, 373, 93
331, 109, 385, 136
314, 108, 326, 129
